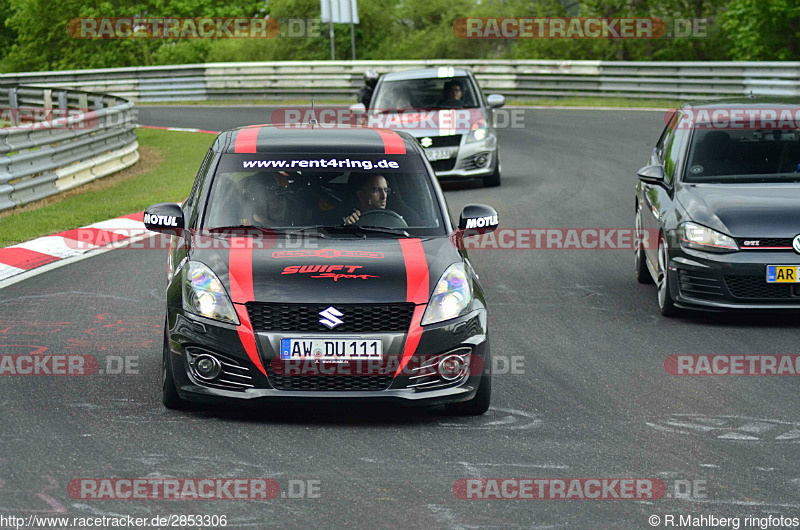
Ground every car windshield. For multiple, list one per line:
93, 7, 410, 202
202, 153, 447, 237
371, 77, 480, 110
684, 127, 800, 183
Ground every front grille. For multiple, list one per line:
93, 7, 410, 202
418, 135, 462, 148
724, 276, 798, 300
735, 238, 794, 249
246, 303, 414, 333
265, 363, 393, 391
430, 158, 457, 172
677, 270, 725, 300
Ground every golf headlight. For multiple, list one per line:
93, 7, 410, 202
679, 222, 739, 252
182, 261, 240, 324
466, 120, 488, 143
421, 263, 472, 325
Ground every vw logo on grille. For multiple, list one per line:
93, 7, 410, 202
793, 235, 800, 254
420, 137, 433, 148
319, 306, 344, 329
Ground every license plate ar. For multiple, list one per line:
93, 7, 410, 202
766, 265, 800, 283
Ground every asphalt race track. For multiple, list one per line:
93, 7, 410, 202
1, 106, 799, 528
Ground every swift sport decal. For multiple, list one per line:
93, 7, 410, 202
281, 264, 379, 281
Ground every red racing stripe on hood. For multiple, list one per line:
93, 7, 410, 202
229, 237, 267, 376
396, 238, 430, 376
373, 128, 406, 154
234, 127, 260, 153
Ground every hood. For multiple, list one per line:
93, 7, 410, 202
188, 235, 462, 305
365, 108, 488, 138
676, 183, 800, 237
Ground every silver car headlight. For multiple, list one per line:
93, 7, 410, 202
466, 119, 488, 143
182, 261, 240, 324
679, 222, 739, 252
421, 263, 472, 325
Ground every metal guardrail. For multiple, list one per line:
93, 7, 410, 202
0, 60, 799, 102
0, 86, 138, 211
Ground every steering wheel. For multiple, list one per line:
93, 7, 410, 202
437, 99, 464, 109
355, 209, 408, 228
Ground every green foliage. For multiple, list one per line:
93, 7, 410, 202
1, 0, 799, 71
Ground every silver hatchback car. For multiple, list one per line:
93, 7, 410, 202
352, 67, 505, 187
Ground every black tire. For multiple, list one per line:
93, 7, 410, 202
656, 236, 679, 317
445, 352, 492, 416
483, 154, 501, 188
162, 322, 188, 410
635, 206, 653, 284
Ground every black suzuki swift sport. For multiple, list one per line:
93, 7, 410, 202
145, 124, 498, 414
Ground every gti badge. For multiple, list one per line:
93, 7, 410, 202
420, 137, 433, 148
319, 306, 344, 329
793, 234, 800, 254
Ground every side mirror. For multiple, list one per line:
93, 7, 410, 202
144, 202, 184, 235
349, 103, 366, 114
637, 164, 667, 185
458, 204, 499, 235
487, 94, 505, 109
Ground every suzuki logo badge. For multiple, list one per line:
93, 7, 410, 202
319, 307, 344, 329
420, 137, 433, 148
793, 235, 800, 254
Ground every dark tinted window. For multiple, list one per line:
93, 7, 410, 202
685, 128, 800, 182
202, 153, 447, 237
372, 77, 479, 109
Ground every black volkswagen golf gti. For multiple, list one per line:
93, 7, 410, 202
635, 98, 800, 316
145, 124, 498, 413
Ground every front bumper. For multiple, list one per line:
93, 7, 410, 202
429, 137, 498, 179
166, 306, 489, 406
665, 237, 800, 310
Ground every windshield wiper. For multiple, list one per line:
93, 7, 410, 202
321, 225, 410, 238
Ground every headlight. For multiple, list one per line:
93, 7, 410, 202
182, 261, 240, 324
466, 120, 488, 143
679, 222, 739, 252
421, 263, 472, 325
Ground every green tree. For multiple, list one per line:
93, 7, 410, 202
718, 0, 800, 60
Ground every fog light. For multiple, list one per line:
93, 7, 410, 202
439, 354, 467, 381
195, 354, 222, 380
474, 155, 488, 167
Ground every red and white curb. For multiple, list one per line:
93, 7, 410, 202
0, 212, 150, 285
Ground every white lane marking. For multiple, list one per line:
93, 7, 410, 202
0, 263, 25, 281
13, 235, 95, 257
456, 462, 570, 470
0, 231, 158, 290
666, 421, 716, 432
437, 407, 541, 430
717, 432, 759, 440
776, 430, 800, 440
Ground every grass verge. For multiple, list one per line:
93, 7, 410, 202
0, 128, 213, 247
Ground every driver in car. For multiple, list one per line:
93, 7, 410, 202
344, 174, 392, 225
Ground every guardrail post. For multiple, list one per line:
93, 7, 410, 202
78, 93, 88, 110
43, 89, 52, 109
8, 87, 17, 110
57, 91, 67, 109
